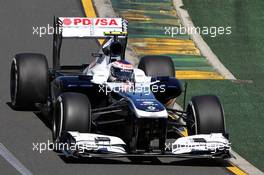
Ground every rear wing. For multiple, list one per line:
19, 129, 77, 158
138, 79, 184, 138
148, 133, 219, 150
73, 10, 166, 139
52, 17, 128, 69
56, 17, 128, 38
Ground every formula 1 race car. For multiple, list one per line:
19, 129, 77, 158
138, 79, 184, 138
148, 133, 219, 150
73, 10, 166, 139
10, 17, 231, 159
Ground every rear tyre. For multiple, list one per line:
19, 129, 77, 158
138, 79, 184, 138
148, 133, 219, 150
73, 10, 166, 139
186, 95, 226, 135
52, 92, 92, 147
138, 55, 175, 77
10, 53, 49, 109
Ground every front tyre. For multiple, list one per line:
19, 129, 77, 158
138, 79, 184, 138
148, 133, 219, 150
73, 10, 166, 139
186, 95, 226, 135
52, 92, 92, 147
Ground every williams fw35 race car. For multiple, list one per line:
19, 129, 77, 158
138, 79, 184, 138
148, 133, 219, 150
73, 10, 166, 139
10, 17, 231, 159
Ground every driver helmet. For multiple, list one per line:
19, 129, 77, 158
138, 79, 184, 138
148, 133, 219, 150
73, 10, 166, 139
109, 60, 134, 82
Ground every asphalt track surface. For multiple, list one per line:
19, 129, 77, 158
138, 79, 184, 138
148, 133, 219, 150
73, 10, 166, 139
0, 0, 234, 174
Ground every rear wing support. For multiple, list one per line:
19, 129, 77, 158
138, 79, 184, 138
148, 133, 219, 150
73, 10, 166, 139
53, 17, 63, 70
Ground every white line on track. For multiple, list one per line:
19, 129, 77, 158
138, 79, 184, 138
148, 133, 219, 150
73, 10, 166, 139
173, 0, 236, 80
0, 143, 33, 175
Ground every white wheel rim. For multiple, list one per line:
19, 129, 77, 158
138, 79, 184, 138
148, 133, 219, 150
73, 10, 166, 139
58, 96, 63, 138
11, 58, 18, 106
189, 101, 198, 134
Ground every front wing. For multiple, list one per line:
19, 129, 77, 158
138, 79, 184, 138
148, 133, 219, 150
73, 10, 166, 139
59, 132, 232, 159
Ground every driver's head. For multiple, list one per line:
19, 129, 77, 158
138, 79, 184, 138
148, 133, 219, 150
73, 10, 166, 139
109, 60, 133, 82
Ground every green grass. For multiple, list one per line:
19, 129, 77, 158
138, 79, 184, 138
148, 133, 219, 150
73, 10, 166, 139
182, 0, 264, 171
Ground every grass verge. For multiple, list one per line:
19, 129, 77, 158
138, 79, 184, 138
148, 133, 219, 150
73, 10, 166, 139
181, 0, 264, 171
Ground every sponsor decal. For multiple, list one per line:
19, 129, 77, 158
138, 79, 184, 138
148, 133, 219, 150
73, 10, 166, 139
147, 106, 156, 110
62, 18, 72, 25
112, 61, 133, 69
61, 18, 120, 27
142, 101, 154, 105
